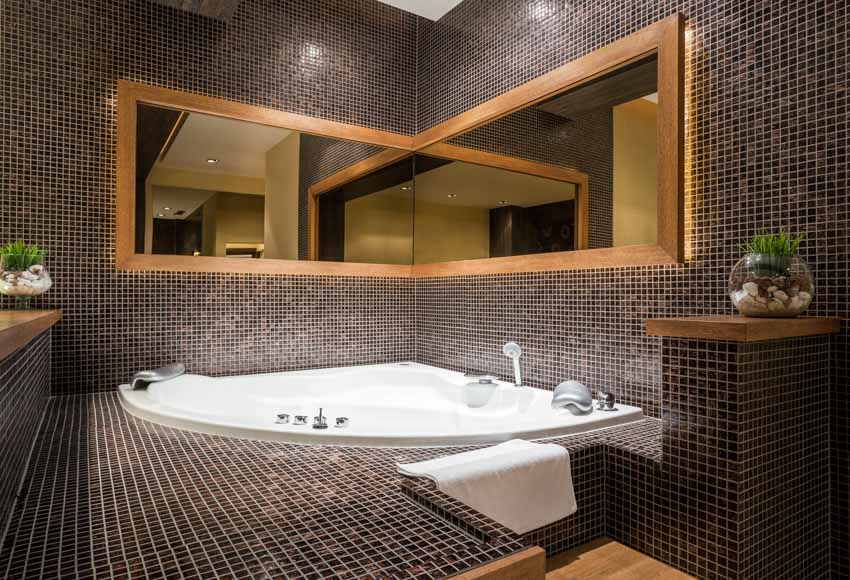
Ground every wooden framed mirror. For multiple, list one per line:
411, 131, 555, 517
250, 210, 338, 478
116, 81, 415, 277
116, 14, 683, 277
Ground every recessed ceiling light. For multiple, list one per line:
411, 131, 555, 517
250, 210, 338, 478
498, 200, 509, 205
206, 158, 219, 164
163, 206, 171, 211
157, 213, 165, 217
447, 193, 457, 198
401, 186, 411, 191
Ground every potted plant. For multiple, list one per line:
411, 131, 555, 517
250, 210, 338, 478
728, 230, 812, 317
0, 241, 52, 309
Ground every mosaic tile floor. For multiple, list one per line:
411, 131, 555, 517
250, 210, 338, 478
0, 394, 660, 579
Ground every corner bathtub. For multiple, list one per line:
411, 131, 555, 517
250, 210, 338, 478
119, 362, 643, 447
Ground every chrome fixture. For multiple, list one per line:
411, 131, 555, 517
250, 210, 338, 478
502, 342, 523, 386
464, 372, 499, 385
597, 392, 617, 411
551, 381, 593, 415
313, 408, 328, 430
130, 363, 185, 390
293, 415, 308, 425
335, 417, 349, 428
275, 413, 290, 424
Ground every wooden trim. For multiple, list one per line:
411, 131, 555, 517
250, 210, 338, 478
118, 253, 411, 277
412, 16, 680, 150
116, 81, 414, 276
306, 149, 412, 261
646, 316, 841, 342
407, 14, 685, 276
419, 143, 589, 251
119, 81, 415, 150
450, 547, 545, 580
656, 13, 686, 263
412, 244, 675, 278
0, 310, 62, 362
116, 15, 684, 278
116, 82, 137, 270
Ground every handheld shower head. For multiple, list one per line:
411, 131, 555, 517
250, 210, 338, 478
502, 342, 523, 386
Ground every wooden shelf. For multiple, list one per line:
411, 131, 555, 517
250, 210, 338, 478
0, 309, 62, 362
646, 315, 841, 342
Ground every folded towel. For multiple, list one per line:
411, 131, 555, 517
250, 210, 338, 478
398, 439, 576, 534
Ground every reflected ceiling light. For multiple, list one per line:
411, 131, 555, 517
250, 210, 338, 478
206, 158, 219, 164
163, 206, 171, 211
498, 200, 509, 205
401, 185, 411, 191
447, 193, 457, 198
157, 213, 165, 217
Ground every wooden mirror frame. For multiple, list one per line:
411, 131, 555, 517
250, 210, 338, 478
116, 14, 683, 278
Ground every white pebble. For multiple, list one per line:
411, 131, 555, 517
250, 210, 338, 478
743, 282, 759, 296
768, 286, 778, 293
773, 290, 788, 301
799, 291, 811, 304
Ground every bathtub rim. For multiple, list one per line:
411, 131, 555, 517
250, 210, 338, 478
118, 362, 645, 448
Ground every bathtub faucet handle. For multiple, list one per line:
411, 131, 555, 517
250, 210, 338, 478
597, 392, 617, 411
313, 408, 328, 430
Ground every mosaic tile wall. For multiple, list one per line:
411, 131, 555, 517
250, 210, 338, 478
415, 0, 848, 576
0, 0, 419, 395
414, 0, 849, 462
445, 106, 614, 248
607, 336, 833, 579
0, 331, 50, 540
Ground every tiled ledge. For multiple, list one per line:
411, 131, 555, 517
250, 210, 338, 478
646, 315, 840, 342
0, 309, 62, 362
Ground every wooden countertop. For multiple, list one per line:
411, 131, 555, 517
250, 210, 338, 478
0, 309, 62, 362
646, 315, 841, 342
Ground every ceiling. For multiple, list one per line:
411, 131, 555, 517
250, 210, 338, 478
151, 186, 216, 220
376, 0, 464, 21
158, 112, 292, 178
406, 160, 576, 209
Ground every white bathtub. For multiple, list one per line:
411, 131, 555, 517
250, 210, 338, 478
119, 362, 643, 447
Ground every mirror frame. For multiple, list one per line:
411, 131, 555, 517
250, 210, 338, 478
116, 81, 415, 276
115, 14, 683, 277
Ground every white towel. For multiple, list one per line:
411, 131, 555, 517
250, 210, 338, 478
398, 439, 576, 534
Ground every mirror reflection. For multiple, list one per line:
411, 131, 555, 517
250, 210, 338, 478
412, 156, 580, 263
136, 52, 658, 268
135, 103, 409, 264
435, 53, 659, 257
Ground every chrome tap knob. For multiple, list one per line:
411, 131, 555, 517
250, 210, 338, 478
597, 392, 617, 411
293, 415, 308, 425
313, 408, 328, 430
275, 413, 290, 424
335, 417, 349, 428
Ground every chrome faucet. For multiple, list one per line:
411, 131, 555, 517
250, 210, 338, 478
502, 342, 523, 386
130, 363, 185, 390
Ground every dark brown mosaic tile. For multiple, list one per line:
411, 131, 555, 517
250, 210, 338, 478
0, 331, 51, 543
0, 0, 419, 396
0, 394, 531, 580
604, 336, 833, 580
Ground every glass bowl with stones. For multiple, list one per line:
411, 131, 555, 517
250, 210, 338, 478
728, 253, 813, 317
0, 256, 53, 308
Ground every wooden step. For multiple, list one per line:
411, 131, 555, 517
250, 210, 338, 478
546, 538, 693, 579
